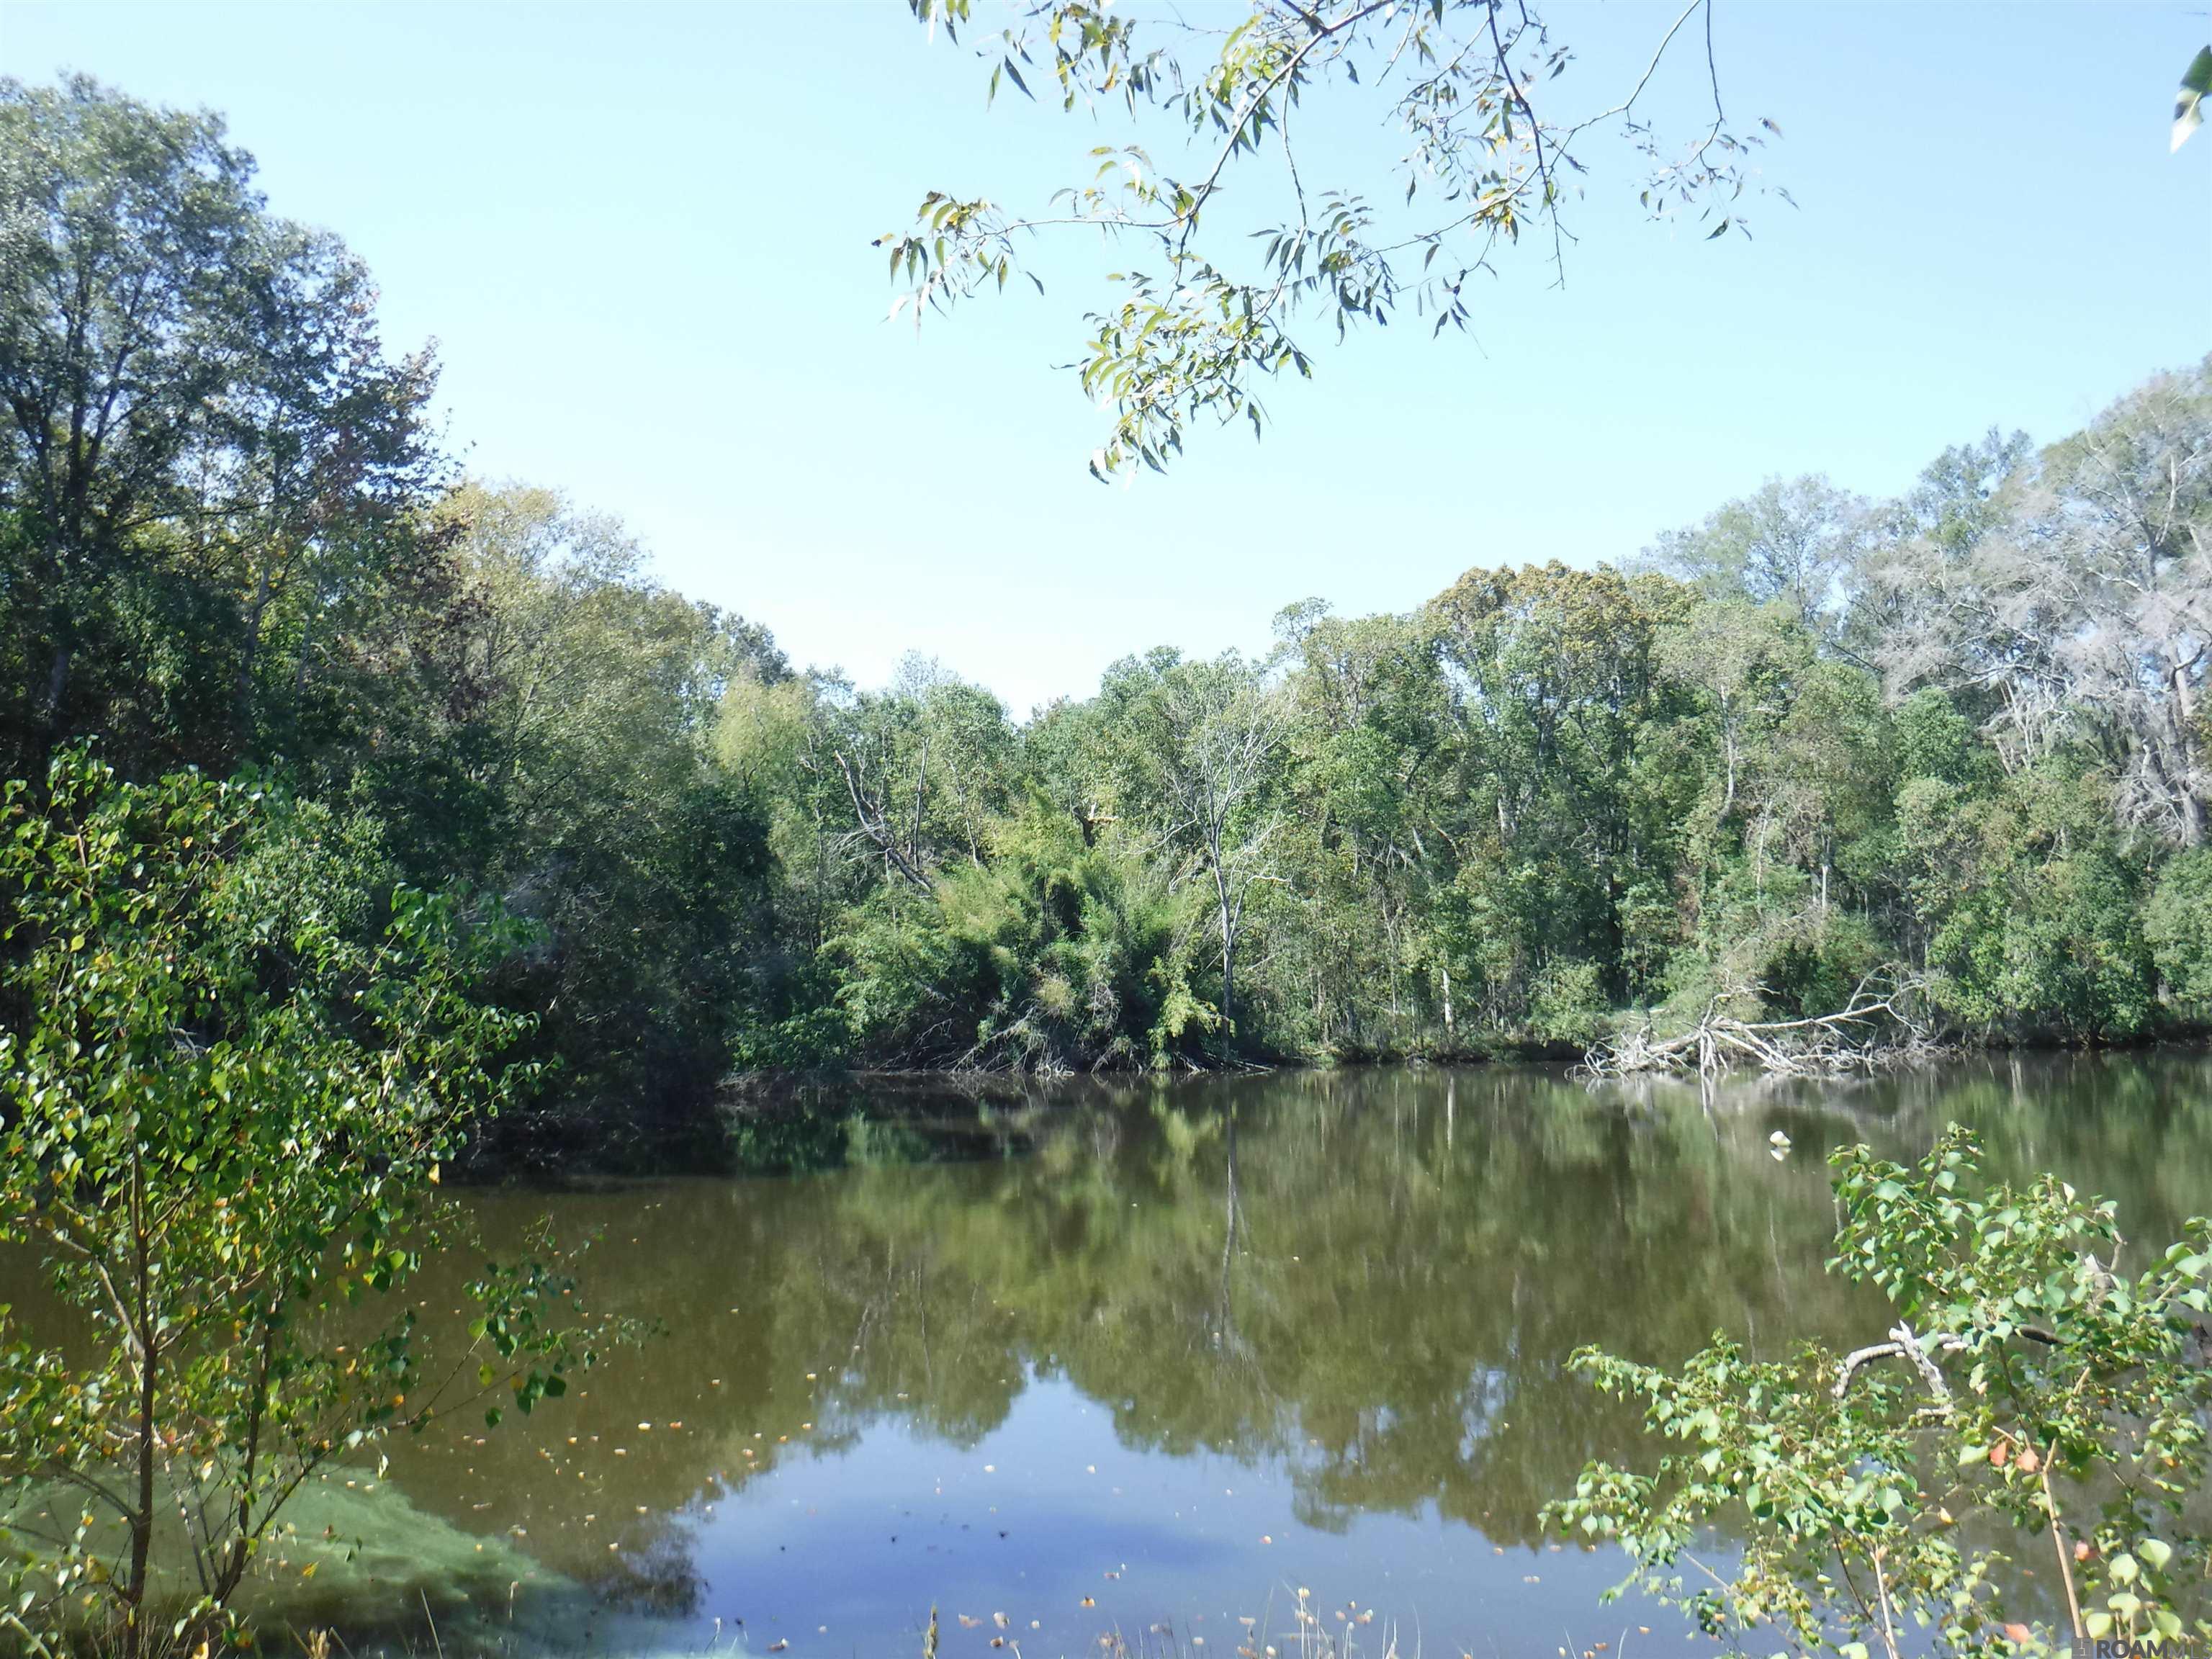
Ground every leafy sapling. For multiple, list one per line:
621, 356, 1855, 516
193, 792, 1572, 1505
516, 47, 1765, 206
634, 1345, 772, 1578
1548, 1127, 2212, 1659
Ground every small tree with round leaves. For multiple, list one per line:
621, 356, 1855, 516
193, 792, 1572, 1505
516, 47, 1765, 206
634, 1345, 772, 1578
1548, 1126, 2211, 1659
0, 753, 598, 1657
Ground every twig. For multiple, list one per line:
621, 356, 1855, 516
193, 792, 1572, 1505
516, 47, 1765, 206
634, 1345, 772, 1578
1833, 1328, 1966, 1403
2032, 1450, 2085, 1640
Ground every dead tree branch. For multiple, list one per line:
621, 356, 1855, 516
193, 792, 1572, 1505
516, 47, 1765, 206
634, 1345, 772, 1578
1583, 974, 1931, 1079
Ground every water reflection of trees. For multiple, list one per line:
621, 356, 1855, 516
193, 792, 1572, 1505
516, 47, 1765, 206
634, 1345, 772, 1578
376, 1056, 2211, 1604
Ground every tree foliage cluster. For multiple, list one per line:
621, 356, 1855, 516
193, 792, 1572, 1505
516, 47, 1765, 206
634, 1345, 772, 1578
0, 78, 791, 1160
1553, 1126, 2212, 1659
743, 379, 2211, 1074
5, 78, 2210, 1141
0, 754, 599, 1653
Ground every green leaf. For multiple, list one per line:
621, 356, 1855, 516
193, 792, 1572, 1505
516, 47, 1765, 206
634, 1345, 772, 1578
2175, 46, 2211, 151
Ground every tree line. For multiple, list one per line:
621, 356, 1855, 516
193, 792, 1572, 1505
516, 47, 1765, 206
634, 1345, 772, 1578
5, 78, 2209, 1162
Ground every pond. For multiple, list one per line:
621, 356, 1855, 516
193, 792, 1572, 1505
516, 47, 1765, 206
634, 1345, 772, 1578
35, 1055, 2212, 1655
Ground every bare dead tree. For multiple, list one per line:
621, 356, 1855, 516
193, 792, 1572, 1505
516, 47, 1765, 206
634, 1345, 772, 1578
1866, 364, 2210, 845
1582, 971, 1930, 1079
1154, 660, 1295, 1046
830, 738, 935, 894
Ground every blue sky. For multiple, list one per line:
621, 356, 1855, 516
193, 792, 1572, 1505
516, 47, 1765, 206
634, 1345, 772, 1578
4, 1, 2207, 714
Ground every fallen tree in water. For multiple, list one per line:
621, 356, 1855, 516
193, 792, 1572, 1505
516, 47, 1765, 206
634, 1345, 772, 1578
1581, 974, 1933, 1079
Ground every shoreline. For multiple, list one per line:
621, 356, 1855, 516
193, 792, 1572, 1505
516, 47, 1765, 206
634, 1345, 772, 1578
459, 1036, 2212, 1183
724, 1025, 2212, 1090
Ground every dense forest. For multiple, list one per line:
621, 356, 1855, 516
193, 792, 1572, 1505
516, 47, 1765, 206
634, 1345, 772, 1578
5, 78, 2210, 1162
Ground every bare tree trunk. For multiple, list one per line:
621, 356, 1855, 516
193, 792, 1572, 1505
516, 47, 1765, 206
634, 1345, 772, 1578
1217, 889, 1236, 1040
2170, 655, 2204, 845
1206, 814, 1238, 1045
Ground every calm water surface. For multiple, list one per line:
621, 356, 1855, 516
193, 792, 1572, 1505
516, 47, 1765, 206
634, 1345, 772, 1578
68, 1058, 2212, 1654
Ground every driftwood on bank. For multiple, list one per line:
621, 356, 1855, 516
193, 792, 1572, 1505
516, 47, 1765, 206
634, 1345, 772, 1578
1582, 976, 1932, 1080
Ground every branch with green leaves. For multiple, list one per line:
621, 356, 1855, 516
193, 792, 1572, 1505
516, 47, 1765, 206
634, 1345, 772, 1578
1547, 1127, 2212, 1659
884, 0, 1776, 478
2174, 47, 2211, 151
0, 752, 612, 1655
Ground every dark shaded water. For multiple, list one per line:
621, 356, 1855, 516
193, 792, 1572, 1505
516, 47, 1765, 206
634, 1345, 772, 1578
24, 1056, 2212, 1655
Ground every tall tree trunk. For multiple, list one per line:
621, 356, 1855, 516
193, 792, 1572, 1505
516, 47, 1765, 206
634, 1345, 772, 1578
2170, 654, 2204, 846
1214, 862, 1236, 1043
1219, 928, 1236, 1041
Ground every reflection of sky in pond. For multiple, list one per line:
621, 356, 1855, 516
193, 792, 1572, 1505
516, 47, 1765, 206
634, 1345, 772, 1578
666, 1368, 1645, 1657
